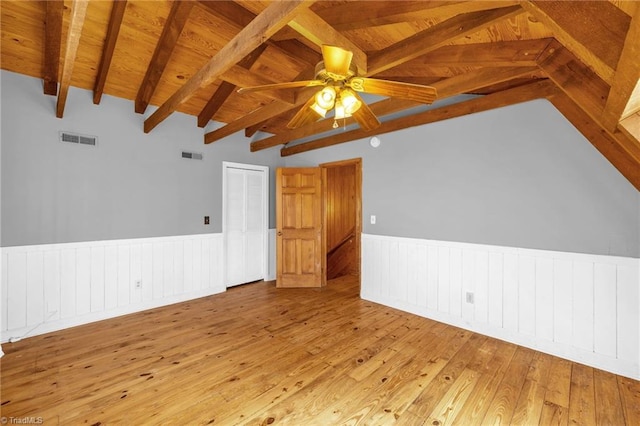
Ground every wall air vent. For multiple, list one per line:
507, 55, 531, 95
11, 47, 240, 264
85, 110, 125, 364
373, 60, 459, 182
59, 131, 98, 147
182, 151, 203, 160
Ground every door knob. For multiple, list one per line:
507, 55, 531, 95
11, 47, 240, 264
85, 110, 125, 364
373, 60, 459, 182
277, 231, 282, 236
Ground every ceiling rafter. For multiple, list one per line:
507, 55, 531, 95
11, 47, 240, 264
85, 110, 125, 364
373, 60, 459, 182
377, 39, 552, 73
197, 45, 268, 128
135, 0, 195, 114
93, 0, 127, 105
252, 66, 542, 152
196, 0, 321, 128
602, 5, 640, 131
220, 65, 296, 104
204, 71, 317, 144
313, 0, 519, 31
206, 4, 528, 145
252, 45, 543, 135
536, 40, 609, 123
521, 1, 629, 85
281, 79, 557, 156
198, 1, 321, 68
144, 0, 315, 133
43, 0, 63, 96
367, 4, 525, 75
548, 92, 640, 191
537, 40, 640, 164
56, 0, 89, 118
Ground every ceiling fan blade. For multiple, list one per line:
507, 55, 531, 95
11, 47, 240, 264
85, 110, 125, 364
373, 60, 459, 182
349, 77, 437, 104
321, 45, 353, 76
287, 95, 323, 129
238, 80, 324, 94
351, 92, 380, 131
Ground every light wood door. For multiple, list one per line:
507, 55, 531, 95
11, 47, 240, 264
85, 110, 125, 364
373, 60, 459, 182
276, 167, 326, 288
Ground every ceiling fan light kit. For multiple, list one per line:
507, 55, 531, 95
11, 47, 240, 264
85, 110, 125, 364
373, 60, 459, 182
238, 45, 437, 132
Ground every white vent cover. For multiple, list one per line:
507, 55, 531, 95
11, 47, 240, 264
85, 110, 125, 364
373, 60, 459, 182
59, 131, 98, 147
182, 151, 203, 160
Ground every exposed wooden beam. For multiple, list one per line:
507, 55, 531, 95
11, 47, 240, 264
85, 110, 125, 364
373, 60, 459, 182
522, 1, 629, 85
435, 66, 541, 99
205, 101, 298, 144
204, 86, 317, 144
367, 4, 524, 76
197, 45, 267, 128
220, 66, 295, 104
145, 0, 314, 133
287, 9, 367, 74
93, 0, 127, 105
602, 5, 640, 131
315, 0, 518, 31
135, 0, 194, 114
198, 1, 321, 68
43, 0, 63, 95
538, 40, 640, 165
252, 66, 541, 152
281, 80, 557, 156
377, 39, 552, 73
56, 0, 89, 118
203, 66, 316, 144
536, 40, 609, 124
548, 92, 640, 191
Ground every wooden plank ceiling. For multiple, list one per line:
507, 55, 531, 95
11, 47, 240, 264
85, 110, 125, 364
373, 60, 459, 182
1, 0, 639, 189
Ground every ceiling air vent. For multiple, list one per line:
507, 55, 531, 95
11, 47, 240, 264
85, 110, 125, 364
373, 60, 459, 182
59, 131, 98, 147
182, 151, 203, 160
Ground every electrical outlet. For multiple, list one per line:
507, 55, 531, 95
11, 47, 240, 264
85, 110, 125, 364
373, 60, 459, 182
135, 280, 142, 289
204, 216, 210, 225
466, 292, 474, 304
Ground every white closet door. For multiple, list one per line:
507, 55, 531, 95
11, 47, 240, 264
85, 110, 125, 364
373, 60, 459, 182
223, 163, 268, 287
244, 170, 265, 282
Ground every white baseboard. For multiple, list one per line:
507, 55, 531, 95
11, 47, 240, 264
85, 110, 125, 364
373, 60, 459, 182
361, 233, 640, 380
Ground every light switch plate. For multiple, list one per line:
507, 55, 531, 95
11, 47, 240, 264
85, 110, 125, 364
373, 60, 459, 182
370, 215, 376, 225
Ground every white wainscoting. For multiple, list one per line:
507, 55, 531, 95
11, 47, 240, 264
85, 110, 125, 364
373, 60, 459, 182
361, 234, 640, 380
1, 233, 224, 343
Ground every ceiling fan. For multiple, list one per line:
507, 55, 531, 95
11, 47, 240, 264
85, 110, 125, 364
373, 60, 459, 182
237, 45, 437, 131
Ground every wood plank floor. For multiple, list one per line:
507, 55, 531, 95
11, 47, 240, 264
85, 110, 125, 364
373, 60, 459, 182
1, 275, 639, 425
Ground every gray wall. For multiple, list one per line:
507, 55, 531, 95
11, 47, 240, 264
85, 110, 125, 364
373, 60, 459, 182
285, 99, 640, 258
2, 70, 638, 257
1, 71, 282, 247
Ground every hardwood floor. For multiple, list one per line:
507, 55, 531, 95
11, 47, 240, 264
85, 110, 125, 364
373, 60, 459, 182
1, 275, 639, 425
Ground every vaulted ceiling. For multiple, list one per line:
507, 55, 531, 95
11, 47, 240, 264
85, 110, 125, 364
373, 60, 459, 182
1, 1, 639, 189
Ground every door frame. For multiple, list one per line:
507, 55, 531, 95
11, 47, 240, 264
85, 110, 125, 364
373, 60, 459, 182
320, 158, 362, 279
222, 161, 269, 287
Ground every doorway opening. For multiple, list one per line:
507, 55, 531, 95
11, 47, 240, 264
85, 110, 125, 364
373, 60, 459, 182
321, 158, 362, 286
